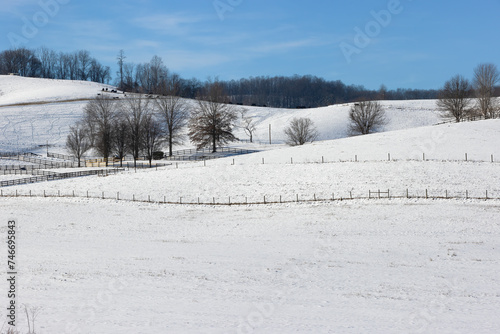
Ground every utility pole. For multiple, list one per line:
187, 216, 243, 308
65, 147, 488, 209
269, 124, 271, 145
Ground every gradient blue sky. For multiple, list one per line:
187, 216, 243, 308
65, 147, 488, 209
1, 0, 499, 90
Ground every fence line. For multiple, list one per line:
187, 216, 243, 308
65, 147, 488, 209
0, 188, 498, 205
0, 169, 123, 188
236, 153, 498, 165
47, 152, 79, 161
433, 115, 492, 126
164, 147, 260, 161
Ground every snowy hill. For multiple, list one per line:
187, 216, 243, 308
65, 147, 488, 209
0, 75, 112, 106
1, 77, 500, 333
0, 76, 442, 152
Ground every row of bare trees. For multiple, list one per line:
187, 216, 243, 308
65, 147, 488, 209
67, 80, 256, 165
67, 87, 187, 167
0, 47, 111, 83
437, 63, 500, 122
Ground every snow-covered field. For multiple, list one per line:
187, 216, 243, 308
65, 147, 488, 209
0, 75, 442, 153
1, 197, 499, 333
1, 77, 499, 333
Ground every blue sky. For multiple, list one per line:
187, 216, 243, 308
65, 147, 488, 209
1, 0, 499, 90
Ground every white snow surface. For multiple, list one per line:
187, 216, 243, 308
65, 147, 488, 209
0, 75, 111, 106
0, 76, 499, 334
0, 75, 443, 153
0, 198, 499, 333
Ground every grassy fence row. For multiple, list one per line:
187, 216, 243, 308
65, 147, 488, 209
1, 188, 498, 205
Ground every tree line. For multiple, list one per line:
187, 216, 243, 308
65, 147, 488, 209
2, 47, 440, 108
67, 79, 249, 166
437, 63, 500, 122
0, 47, 111, 83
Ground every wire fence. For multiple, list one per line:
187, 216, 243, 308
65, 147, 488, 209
0, 188, 498, 205
433, 114, 499, 126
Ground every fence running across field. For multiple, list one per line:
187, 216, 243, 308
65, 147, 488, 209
0, 169, 123, 188
0, 188, 498, 205
164, 147, 260, 161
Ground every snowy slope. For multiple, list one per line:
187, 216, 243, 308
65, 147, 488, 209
0, 76, 442, 152
0, 75, 112, 106
7, 120, 500, 203
1, 197, 499, 334
1, 77, 500, 334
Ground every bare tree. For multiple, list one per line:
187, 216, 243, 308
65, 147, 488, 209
473, 63, 500, 119
188, 81, 238, 152
83, 96, 117, 166
66, 122, 91, 167
284, 117, 319, 146
154, 83, 188, 156
436, 75, 473, 122
348, 100, 386, 135
112, 116, 130, 167
117, 49, 126, 90
142, 113, 165, 167
122, 97, 150, 167
77, 50, 91, 81
240, 108, 257, 143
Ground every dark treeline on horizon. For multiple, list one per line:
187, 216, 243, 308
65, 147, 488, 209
219, 76, 438, 108
0, 47, 111, 84
0, 47, 440, 108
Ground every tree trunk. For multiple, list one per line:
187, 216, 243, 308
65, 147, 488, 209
169, 135, 173, 157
